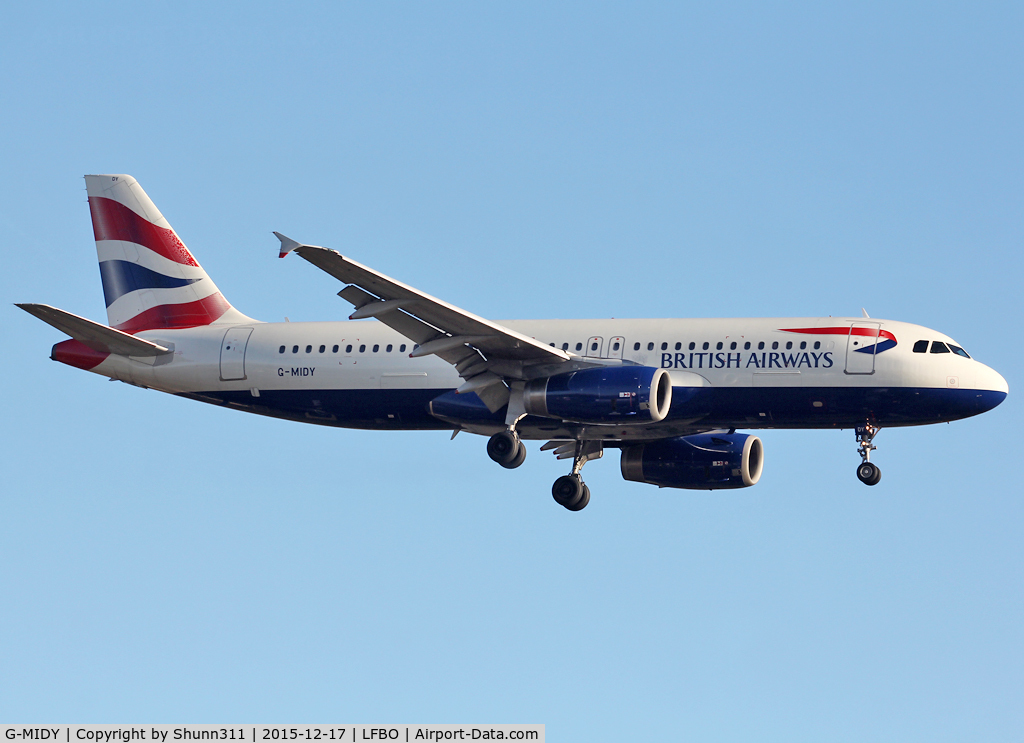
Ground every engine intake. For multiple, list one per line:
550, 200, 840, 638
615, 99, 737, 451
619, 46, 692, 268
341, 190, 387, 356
621, 433, 764, 490
525, 366, 672, 424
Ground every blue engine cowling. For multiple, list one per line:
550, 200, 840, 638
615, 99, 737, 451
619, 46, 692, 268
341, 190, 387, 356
524, 366, 673, 424
620, 433, 764, 490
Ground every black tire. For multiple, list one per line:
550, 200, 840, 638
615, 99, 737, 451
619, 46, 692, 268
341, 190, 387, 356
501, 440, 527, 470
566, 484, 591, 511
857, 462, 880, 486
487, 431, 520, 467
552, 475, 584, 508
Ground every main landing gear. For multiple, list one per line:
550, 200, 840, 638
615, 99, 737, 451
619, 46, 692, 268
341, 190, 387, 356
486, 430, 602, 511
551, 441, 603, 511
487, 430, 527, 469
855, 424, 882, 486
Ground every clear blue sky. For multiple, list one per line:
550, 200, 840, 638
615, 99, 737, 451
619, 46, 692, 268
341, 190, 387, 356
2, 2, 1021, 739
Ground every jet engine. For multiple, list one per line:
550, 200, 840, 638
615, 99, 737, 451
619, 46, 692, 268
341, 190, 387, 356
524, 366, 672, 424
620, 432, 764, 490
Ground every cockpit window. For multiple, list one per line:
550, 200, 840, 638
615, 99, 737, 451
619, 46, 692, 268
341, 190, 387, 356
930, 341, 950, 354
948, 344, 970, 358
913, 340, 928, 353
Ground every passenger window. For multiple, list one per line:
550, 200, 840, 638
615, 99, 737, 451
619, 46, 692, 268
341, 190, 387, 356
949, 345, 970, 358
576, 342, 583, 351
346, 344, 353, 353
332, 345, 339, 353
785, 341, 792, 350
373, 344, 379, 352
772, 341, 779, 350
913, 340, 929, 353
661, 342, 668, 351
814, 341, 820, 350
730, 341, 737, 350
305, 345, 312, 353
613, 341, 620, 351
292, 345, 299, 353
400, 344, 407, 352
319, 345, 326, 353
702, 342, 709, 350
386, 344, 393, 352
647, 342, 654, 351
633, 342, 640, 351
563, 343, 570, 351
359, 344, 366, 353
716, 342, 723, 350
591, 342, 598, 351
689, 342, 696, 350
744, 341, 750, 350
799, 341, 806, 350
675, 342, 681, 350
279, 345, 285, 354
758, 342, 764, 350
930, 342, 950, 354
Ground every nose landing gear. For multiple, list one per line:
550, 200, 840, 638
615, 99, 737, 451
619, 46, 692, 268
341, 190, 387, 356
855, 424, 882, 486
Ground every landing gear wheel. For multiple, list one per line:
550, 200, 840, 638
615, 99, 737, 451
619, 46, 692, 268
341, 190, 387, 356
505, 441, 527, 469
566, 484, 591, 511
856, 462, 881, 486
552, 475, 585, 508
487, 431, 524, 468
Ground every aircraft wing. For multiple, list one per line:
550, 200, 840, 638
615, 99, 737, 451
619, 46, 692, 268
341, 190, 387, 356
276, 233, 571, 411
16, 303, 172, 357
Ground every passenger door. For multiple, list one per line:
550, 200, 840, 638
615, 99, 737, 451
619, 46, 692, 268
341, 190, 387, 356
845, 323, 880, 375
220, 327, 254, 381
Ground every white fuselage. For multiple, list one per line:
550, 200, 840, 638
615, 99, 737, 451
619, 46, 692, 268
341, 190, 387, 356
76, 316, 1008, 441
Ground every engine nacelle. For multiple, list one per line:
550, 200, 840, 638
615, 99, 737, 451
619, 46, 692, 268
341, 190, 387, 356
524, 366, 672, 424
620, 433, 764, 490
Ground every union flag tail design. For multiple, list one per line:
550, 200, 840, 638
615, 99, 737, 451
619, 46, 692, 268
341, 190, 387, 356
86, 174, 253, 333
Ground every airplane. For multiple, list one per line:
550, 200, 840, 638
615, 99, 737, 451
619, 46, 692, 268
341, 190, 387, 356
17, 175, 1009, 510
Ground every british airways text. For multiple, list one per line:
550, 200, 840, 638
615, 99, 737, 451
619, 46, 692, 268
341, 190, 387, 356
661, 351, 835, 370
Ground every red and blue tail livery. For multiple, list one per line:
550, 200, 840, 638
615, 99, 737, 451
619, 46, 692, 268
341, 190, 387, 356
85, 175, 252, 333
17, 175, 1008, 510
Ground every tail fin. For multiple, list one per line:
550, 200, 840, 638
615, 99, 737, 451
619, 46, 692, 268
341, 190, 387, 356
86, 174, 253, 333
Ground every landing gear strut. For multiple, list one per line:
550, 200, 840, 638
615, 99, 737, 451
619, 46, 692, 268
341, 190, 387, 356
487, 430, 526, 469
855, 424, 882, 486
551, 440, 602, 511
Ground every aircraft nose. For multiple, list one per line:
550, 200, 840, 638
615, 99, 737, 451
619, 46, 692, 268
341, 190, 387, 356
974, 362, 1008, 412
993, 370, 1009, 395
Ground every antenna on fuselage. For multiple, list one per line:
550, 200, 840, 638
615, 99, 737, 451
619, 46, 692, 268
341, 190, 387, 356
861, 308, 870, 318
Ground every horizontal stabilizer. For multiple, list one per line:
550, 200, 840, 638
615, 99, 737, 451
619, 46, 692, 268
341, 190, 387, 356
16, 303, 171, 357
